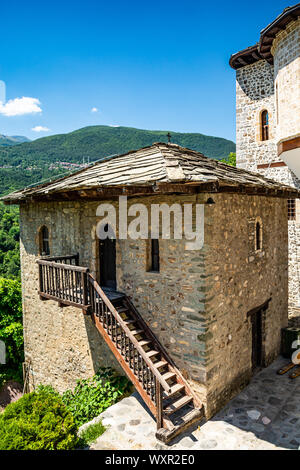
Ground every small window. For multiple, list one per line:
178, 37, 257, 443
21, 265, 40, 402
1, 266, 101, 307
288, 199, 296, 221
149, 239, 160, 272
39, 226, 50, 256
261, 110, 269, 141
255, 221, 262, 251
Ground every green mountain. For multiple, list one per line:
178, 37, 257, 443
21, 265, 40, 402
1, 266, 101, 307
0, 125, 235, 196
0, 135, 30, 147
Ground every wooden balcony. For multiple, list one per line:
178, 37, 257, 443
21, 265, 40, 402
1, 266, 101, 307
37, 254, 90, 312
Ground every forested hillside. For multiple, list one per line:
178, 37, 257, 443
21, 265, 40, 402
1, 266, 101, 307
0, 135, 30, 147
0, 125, 235, 196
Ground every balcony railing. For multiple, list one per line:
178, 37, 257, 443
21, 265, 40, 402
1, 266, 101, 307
37, 255, 89, 310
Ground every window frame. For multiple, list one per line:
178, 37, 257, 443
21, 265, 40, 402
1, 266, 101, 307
39, 225, 50, 256
288, 199, 296, 221
255, 217, 263, 252
261, 110, 269, 142
147, 238, 160, 273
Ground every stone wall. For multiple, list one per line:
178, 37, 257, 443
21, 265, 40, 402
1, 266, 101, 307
202, 193, 288, 417
236, 60, 277, 171
235, 25, 300, 318
20, 201, 124, 394
272, 18, 300, 145
20, 195, 209, 398
20, 192, 289, 417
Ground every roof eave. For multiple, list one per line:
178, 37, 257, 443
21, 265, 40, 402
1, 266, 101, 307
230, 3, 300, 70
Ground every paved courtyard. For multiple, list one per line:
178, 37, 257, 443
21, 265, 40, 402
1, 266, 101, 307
82, 357, 300, 450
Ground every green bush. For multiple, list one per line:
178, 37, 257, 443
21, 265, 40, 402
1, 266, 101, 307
0, 277, 22, 326
0, 205, 20, 279
79, 421, 106, 446
62, 367, 132, 427
0, 389, 79, 450
0, 277, 23, 388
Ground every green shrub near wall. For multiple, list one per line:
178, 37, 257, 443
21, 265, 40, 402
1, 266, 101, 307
0, 389, 79, 450
0, 277, 23, 387
62, 367, 132, 427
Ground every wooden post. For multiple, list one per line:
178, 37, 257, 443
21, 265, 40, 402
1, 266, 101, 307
156, 377, 163, 430
38, 263, 43, 292
82, 270, 89, 307
38, 263, 45, 300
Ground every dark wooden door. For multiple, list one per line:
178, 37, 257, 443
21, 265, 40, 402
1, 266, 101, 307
99, 236, 116, 290
251, 310, 262, 371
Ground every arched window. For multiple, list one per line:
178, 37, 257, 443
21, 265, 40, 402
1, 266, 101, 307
261, 110, 269, 141
255, 220, 262, 251
39, 226, 50, 256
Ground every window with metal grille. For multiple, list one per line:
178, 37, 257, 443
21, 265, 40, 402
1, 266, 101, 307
288, 199, 296, 221
39, 226, 50, 255
261, 110, 269, 141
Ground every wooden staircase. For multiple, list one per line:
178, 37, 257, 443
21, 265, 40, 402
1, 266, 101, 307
37, 255, 204, 444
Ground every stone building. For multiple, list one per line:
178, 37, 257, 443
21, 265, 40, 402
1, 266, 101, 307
230, 3, 300, 318
2, 142, 299, 440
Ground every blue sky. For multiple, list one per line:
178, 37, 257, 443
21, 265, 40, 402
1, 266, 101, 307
0, 0, 291, 142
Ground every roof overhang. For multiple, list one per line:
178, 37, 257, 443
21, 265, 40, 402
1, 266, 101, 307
230, 3, 300, 70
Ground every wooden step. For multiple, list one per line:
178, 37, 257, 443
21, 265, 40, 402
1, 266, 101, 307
156, 408, 204, 444
162, 371, 176, 382
117, 307, 129, 314
139, 339, 152, 347
164, 395, 193, 416
130, 329, 143, 336
146, 350, 160, 359
163, 383, 185, 399
154, 360, 168, 369
124, 319, 136, 326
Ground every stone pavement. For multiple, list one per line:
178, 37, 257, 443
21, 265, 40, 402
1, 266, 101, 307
82, 357, 300, 450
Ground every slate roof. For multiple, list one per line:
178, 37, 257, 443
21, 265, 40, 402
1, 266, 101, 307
2, 143, 300, 203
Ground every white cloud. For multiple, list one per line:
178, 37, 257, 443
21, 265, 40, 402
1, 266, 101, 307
31, 126, 50, 132
109, 124, 120, 127
0, 97, 42, 116
91, 107, 98, 113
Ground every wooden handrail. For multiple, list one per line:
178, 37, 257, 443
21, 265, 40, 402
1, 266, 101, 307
37, 259, 89, 273
88, 274, 172, 394
41, 253, 79, 265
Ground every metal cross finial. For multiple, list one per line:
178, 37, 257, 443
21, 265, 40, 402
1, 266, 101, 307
167, 132, 171, 143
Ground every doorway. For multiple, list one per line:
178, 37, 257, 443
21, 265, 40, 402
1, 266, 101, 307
99, 230, 116, 290
251, 309, 263, 372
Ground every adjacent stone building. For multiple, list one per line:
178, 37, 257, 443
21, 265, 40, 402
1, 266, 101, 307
2, 142, 299, 422
230, 3, 300, 317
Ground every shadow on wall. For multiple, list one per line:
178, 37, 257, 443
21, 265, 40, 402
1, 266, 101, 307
237, 62, 274, 102
84, 315, 125, 378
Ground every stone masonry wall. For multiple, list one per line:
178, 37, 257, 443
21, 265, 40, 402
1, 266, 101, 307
235, 30, 300, 318
20, 192, 288, 418
20, 195, 209, 401
236, 60, 277, 171
202, 193, 288, 417
272, 18, 300, 144
20, 201, 124, 393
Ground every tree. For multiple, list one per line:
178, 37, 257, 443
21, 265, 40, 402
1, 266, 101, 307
221, 152, 236, 167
